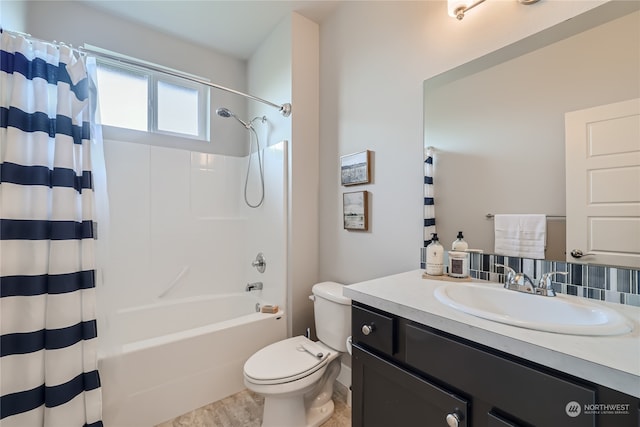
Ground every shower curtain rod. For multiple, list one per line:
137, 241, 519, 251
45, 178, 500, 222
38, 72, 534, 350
1, 29, 292, 116
80, 46, 292, 117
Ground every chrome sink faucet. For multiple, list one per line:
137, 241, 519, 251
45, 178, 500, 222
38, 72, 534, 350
497, 264, 536, 294
496, 264, 567, 297
536, 271, 568, 297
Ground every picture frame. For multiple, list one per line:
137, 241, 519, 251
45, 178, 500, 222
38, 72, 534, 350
343, 191, 369, 231
340, 150, 371, 186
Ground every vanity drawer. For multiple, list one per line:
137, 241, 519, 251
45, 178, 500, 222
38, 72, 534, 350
352, 305, 396, 356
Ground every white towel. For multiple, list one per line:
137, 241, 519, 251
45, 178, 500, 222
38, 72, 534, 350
494, 214, 546, 259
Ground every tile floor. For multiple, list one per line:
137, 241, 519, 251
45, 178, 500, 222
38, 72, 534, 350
156, 384, 351, 427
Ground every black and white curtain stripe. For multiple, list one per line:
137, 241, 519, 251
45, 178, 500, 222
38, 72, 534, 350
424, 146, 436, 247
0, 30, 103, 427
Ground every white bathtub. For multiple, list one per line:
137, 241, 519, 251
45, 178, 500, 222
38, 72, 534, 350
98, 293, 286, 427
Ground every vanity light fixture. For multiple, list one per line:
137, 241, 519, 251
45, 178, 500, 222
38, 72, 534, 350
448, 0, 540, 21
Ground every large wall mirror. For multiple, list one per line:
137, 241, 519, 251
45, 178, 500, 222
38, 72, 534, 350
424, 1, 639, 268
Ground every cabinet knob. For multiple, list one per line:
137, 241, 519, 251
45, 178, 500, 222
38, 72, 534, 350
361, 324, 375, 335
445, 412, 461, 427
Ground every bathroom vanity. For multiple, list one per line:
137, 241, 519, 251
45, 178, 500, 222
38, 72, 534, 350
344, 270, 640, 427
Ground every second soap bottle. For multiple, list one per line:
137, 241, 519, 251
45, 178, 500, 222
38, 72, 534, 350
451, 231, 468, 251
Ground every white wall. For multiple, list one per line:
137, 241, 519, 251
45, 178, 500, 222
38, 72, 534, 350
289, 13, 320, 337
249, 12, 319, 337
247, 13, 295, 324
318, 0, 607, 285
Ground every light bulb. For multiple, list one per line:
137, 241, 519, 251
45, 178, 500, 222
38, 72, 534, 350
448, 0, 474, 19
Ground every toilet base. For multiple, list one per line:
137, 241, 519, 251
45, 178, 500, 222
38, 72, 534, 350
306, 399, 335, 427
261, 394, 306, 427
261, 395, 335, 427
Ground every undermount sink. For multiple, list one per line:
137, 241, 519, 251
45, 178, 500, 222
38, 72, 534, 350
434, 282, 633, 336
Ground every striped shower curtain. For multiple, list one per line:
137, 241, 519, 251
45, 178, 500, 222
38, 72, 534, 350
0, 32, 103, 426
424, 146, 436, 246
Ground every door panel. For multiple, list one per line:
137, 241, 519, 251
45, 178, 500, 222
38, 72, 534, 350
565, 98, 640, 267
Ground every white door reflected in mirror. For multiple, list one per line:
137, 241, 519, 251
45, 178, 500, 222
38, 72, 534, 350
565, 98, 640, 269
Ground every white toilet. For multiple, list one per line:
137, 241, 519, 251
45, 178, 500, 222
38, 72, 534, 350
243, 282, 352, 427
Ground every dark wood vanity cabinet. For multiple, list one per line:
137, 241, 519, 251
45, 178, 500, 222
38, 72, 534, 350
352, 346, 469, 427
351, 302, 639, 427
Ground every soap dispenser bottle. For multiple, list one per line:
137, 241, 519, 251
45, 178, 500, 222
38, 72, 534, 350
452, 231, 468, 251
426, 233, 444, 276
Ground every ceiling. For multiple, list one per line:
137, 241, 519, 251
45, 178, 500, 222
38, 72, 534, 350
82, 0, 341, 60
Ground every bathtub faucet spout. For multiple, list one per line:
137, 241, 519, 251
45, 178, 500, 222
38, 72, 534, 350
246, 282, 263, 292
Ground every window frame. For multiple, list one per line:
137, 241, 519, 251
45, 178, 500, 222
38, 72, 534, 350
95, 56, 211, 143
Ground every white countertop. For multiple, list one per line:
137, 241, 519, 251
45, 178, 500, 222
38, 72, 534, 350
344, 269, 640, 398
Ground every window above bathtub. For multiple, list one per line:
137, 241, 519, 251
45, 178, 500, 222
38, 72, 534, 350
90, 46, 211, 144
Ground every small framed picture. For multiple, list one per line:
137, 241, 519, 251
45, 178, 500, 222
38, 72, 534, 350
343, 191, 368, 231
340, 150, 371, 186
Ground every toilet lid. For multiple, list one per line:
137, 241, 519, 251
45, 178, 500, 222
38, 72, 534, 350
244, 336, 330, 384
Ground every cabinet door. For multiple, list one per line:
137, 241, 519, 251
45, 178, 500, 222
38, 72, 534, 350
352, 344, 468, 427
405, 324, 596, 427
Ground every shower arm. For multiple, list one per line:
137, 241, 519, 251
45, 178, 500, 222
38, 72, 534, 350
79, 45, 292, 117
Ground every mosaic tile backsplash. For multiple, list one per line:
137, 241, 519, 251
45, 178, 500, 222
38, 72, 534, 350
420, 249, 640, 307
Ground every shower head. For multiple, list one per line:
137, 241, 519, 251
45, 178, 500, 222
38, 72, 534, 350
215, 107, 233, 118
216, 107, 250, 129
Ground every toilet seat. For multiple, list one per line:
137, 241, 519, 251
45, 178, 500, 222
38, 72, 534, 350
244, 336, 330, 385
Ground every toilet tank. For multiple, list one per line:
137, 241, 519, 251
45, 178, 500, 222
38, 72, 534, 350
311, 282, 352, 352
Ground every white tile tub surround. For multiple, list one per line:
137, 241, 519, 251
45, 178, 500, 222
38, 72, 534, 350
99, 296, 287, 427
190, 152, 243, 219
149, 146, 247, 300
101, 141, 288, 312
241, 142, 289, 314
102, 142, 246, 308
99, 140, 290, 426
